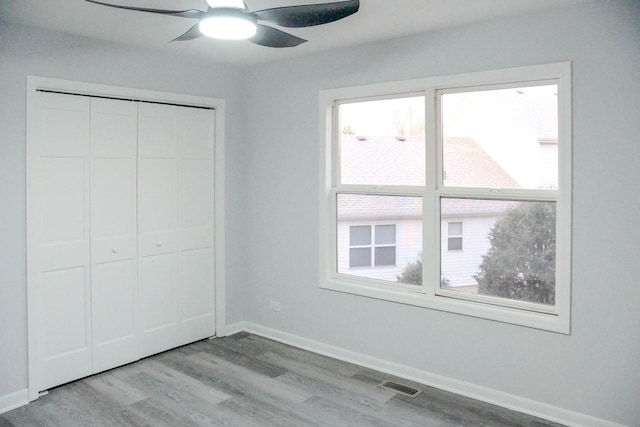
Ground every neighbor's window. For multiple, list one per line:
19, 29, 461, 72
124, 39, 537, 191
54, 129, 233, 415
348, 224, 396, 268
447, 222, 463, 251
321, 63, 571, 332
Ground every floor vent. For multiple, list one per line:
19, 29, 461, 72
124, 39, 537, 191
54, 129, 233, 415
378, 380, 423, 398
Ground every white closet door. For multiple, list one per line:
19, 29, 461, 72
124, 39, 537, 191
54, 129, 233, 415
138, 103, 182, 355
28, 91, 92, 391
90, 98, 140, 372
138, 103, 215, 355
178, 106, 215, 344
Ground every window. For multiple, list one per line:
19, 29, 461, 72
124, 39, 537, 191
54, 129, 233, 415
349, 226, 372, 267
320, 63, 571, 333
438, 83, 562, 310
348, 224, 397, 268
447, 222, 463, 251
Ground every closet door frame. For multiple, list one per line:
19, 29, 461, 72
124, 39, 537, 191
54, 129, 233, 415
26, 76, 227, 401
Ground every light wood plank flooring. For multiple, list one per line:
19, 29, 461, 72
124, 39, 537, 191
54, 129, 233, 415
1, 333, 563, 426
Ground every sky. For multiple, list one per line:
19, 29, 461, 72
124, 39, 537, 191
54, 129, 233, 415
339, 96, 425, 136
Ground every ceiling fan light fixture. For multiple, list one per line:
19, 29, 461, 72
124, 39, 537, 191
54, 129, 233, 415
206, 0, 245, 9
199, 9, 257, 40
85, 0, 360, 47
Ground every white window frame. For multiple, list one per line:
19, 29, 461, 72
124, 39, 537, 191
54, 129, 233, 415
319, 62, 572, 333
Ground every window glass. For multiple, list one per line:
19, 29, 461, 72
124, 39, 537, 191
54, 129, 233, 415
375, 247, 396, 266
448, 237, 463, 251
350, 225, 371, 246
448, 222, 462, 236
339, 96, 425, 186
441, 85, 558, 190
440, 198, 556, 306
337, 194, 422, 284
349, 248, 371, 268
375, 224, 396, 245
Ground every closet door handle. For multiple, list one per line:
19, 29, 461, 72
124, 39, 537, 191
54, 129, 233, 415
156, 241, 162, 248
112, 248, 119, 254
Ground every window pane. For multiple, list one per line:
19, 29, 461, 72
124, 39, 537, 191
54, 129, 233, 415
349, 248, 371, 268
337, 194, 422, 285
441, 85, 558, 190
339, 96, 425, 186
440, 198, 556, 306
375, 246, 396, 266
375, 224, 396, 244
448, 222, 462, 236
350, 225, 371, 246
448, 237, 462, 251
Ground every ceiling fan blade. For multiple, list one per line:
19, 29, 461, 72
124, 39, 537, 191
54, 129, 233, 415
170, 24, 203, 42
252, 0, 359, 28
249, 24, 307, 48
84, 0, 205, 19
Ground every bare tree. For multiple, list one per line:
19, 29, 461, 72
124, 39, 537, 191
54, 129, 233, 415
389, 102, 425, 136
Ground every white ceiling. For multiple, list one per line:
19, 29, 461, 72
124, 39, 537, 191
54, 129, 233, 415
0, 0, 586, 66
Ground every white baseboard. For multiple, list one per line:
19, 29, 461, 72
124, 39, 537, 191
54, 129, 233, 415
221, 320, 247, 337
0, 389, 29, 415
226, 321, 623, 427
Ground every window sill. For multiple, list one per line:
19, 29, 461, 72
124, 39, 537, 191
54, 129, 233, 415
321, 276, 569, 334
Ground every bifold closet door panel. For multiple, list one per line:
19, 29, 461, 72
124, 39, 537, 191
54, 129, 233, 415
138, 103, 182, 355
90, 98, 140, 373
28, 91, 93, 391
179, 107, 215, 344
138, 102, 215, 355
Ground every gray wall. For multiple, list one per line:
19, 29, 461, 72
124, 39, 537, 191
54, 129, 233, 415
2, 0, 639, 425
0, 21, 247, 397
236, 1, 640, 425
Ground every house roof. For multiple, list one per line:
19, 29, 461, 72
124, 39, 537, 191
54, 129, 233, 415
338, 135, 519, 220
337, 193, 422, 220
340, 135, 425, 187
337, 193, 516, 220
443, 137, 520, 189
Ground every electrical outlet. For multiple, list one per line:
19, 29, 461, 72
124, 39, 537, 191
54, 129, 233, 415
269, 300, 281, 312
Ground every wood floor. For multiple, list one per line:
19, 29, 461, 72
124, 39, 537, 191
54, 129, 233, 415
1, 333, 563, 426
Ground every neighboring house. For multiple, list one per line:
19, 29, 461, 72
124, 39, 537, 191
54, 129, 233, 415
337, 135, 555, 290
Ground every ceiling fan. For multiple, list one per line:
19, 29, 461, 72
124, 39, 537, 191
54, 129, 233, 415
85, 0, 360, 48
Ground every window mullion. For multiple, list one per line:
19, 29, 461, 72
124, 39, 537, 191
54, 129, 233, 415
423, 87, 439, 296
